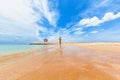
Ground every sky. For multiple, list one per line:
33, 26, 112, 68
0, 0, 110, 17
0, 0, 120, 43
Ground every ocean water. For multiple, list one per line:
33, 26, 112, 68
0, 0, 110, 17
0, 45, 47, 57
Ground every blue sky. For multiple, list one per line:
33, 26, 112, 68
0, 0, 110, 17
0, 0, 120, 43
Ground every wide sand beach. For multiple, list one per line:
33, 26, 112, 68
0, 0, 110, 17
0, 43, 120, 80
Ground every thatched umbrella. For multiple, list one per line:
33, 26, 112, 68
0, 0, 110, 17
43, 38, 48, 42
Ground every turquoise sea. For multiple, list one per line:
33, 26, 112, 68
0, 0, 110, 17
0, 45, 47, 57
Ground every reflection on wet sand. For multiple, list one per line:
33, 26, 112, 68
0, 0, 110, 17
0, 45, 120, 80
59, 47, 63, 57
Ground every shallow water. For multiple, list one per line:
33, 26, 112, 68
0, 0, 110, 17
0, 44, 47, 56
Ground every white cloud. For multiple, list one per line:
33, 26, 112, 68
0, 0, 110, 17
102, 12, 120, 21
0, 0, 58, 26
0, 0, 40, 43
32, 0, 59, 26
74, 31, 85, 35
79, 12, 120, 27
75, 27, 82, 31
48, 36, 58, 42
0, 16, 40, 43
0, 0, 58, 43
39, 26, 47, 32
90, 31, 98, 34
97, 0, 109, 7
81, 0, 120, 18
74, 27, 85, 35
79, 17, 101, 27
0, 0, 37, 25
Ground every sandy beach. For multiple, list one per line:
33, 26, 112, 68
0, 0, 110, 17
0, 43, 120, 80
66, 42, 120, 53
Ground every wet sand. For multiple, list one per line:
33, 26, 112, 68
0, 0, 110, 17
66, 43, 120, 53
0, 43, 120, 80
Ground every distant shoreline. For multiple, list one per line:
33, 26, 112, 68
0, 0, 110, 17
30, 42, 58, 45
30, 42, 120, 45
